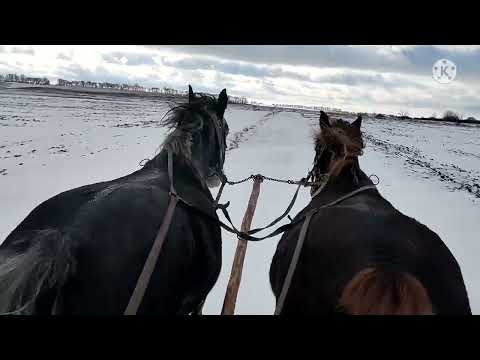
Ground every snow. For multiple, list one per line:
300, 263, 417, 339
1, 89, 479, 314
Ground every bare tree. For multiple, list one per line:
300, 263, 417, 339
443, 110, 463, 122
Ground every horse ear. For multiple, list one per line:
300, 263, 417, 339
188, 85, 194, 103
351, 115, 362, 129
217, 88, 228, 117
319, 111, 331, 129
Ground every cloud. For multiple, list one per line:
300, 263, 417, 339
159, 54, 434, 95
9, 46, 35, 55
102, 52, 156, 66
150, 45, 480, 82
56, 63, 136, 85
433, 45, 480, 53
1, 45, 479, 118
160, 56, 312, 81
57, 52, 73, 61
150, 45, 415, 73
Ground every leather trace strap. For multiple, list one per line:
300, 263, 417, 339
274, 208, 316, 315
124, 150, 179, 315
124, 194, 178, 315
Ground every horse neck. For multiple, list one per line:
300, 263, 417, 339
313, 158, 372, 205
145, 148, 209, 192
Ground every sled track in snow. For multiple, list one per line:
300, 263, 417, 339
226, 111, 276, 152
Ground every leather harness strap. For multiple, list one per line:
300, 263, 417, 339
274, 208, 316, 315
124, 152, 179, 315
124, 114, 227, 315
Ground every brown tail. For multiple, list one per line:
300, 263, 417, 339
339, 267, 434, 315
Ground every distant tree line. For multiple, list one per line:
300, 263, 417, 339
57, 79, 148, 92
442, 110, 477, 123
56, 77, 249, 104
272, 103, 341, 112
369, 110, 478, 123
0, 73, 248, 104
0, 73, 50, 85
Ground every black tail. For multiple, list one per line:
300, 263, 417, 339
0, 229, 75, 315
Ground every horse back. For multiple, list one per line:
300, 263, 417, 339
271, 192, 471, 315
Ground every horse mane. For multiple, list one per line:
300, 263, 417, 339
311, 117, 365, 187
160, 93, 218, 129
313, 117, 364, 157
159, 94, 218, 161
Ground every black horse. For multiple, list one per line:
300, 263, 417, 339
0, 85, 229, 315
270, 111, 471, 315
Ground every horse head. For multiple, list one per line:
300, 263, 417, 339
161, 85, 229, 188
311, 111, 364, 195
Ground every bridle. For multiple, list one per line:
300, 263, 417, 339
310, 138, 365, 199
310, 143, 330, 197
192, 106, 227, 183
210, 112, 227, 180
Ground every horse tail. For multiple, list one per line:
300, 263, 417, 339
0, 229, 75, 315
338, 267, 434, 315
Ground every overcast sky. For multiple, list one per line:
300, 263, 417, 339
1, 45, 479, 118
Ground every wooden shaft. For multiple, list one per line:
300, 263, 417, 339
221, 177, 263, 315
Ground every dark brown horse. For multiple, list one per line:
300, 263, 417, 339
269, 111, 471, 315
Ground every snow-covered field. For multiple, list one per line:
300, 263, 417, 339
1, 89, 479, 314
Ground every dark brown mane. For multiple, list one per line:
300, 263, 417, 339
313, 117, 364, 158
310, 114, 365, 193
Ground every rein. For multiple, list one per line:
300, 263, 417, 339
212, 170, 322, 241
124, 148, 316, 314
125, 118, 378, 314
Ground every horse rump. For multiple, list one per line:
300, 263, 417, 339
0, 229, 75, 315
338, 267, 433, 315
